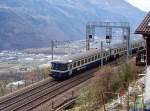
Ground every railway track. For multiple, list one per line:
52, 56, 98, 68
0, 68, 96, 111
0, 56, 129, 111
0, 78, 58, 110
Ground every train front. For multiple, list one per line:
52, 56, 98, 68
50, 61, 69, 80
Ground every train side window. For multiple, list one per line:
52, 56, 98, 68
107, 52, 109, 56
85, 59, 87, 63
98, 54, 101, 58
103, 53, 105, 57
77, 61, 80, 66
73, 62, 76, 67
95, 55, 97, 60
81, 60, 84, 65
88, 58, 91, 62
92, 56, 94, 61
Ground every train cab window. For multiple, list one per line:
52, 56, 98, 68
51, 63, 68, 71
106, 52, 108, 56
85, 59, 87, 63
81, 60, 84, 65
77, 61, 80, 66
73, 62, 76, 67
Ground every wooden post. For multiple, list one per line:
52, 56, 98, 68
25, 80, 27, 87
141, 85, 144, 111
52, 101, 54, 109
72, 91, 74, 98
101, 91, 106, 111
32, 79, 33, 84
133, 94, 137, 111
18, 83, 19, 89
127, 82, 130, 111
10, 85, 13, 93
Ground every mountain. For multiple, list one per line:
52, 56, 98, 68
0, 0, 146, 50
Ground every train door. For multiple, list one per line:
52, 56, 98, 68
68, 63, 73, 76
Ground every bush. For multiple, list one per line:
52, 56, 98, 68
72, 59, 145, 111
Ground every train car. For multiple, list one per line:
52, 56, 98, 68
51, 49, 105, 80
50, 40, 145, 80
136, 49, 146, 66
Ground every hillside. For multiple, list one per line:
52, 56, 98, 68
0, 0, 146, 50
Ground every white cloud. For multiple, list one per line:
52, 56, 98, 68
125, 0, 150, 12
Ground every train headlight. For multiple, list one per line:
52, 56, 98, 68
68, 60, 72, 63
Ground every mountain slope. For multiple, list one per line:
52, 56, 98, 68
0, 0, 146, 50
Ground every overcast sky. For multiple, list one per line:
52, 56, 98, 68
125, 0, 150, 12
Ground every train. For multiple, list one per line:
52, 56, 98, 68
136, 49, 146, 66
50, 40, 145, 80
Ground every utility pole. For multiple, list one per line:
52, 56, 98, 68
126, 27, 130, 60
101, 41, 103, 67
51, 40, 54, 61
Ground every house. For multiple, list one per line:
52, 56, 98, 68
135, 11, 150, 110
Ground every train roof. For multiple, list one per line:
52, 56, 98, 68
52, 40, 144, 64
53, 48, 103, 64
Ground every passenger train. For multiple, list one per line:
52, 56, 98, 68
50, 40, 145, 80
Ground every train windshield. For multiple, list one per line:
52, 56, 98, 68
51, 62, 68, 71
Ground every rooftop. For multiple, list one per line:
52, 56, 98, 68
135, 11, 150, 35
